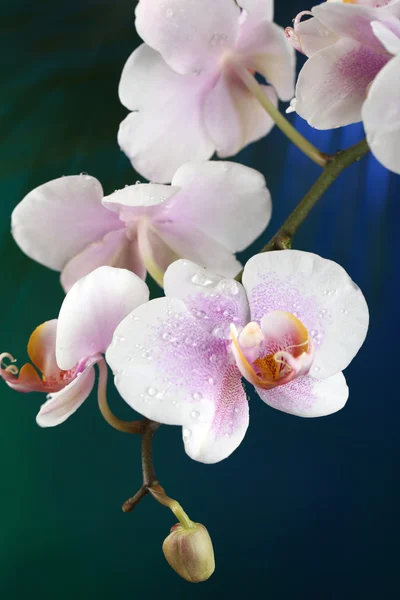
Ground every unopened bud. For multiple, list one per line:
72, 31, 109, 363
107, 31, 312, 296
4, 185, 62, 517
162, 523, 215, 583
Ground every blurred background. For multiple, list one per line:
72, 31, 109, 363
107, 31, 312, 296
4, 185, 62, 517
1, 1, 398, 598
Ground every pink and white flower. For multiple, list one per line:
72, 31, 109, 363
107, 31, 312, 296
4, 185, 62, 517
119, 0, 295, 182
1, 267, 149, 426
286, 0, 400, 129
362, 22, 400, 173
12, 162, 271, 291
106, 251, 369, 464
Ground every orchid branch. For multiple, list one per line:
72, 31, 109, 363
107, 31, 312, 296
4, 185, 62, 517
232, 61, 329, 168
236, 138, 370, 282
122, 420, 193, 529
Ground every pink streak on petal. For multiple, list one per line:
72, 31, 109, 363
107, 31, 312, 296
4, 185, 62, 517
296, 38, 388, 129
183, 364, 248, 464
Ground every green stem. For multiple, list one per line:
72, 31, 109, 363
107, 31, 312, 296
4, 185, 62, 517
236, 138, 370, 282
149, 484, 195, 530
232, 62, 328, 167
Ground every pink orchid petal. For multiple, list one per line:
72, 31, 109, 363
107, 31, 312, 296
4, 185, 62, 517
362, 53, 400, 174
371, 19, 400, 53
118, 44, 214, 183
163, 260, 250, 333
237, 19, 295, 100
386, 0, 400, 17
183, 364, 248, 464
135, 0, 240, 75
237, 0, 274, 21
312, 2, 400, 51
106, 296, 247, 463
36, 363, 96, 427
61, 228, 146, 293
1, 359, 46, 393
295, 38, 388, 129
167, 161, 272, 254
204, 72, 277, 157
102, 183, 180, 216
56, 266, 149, 370
12, 175, 120, 271
256, 372, 349, 418
155, 224, 243, 279
290, 15, 338, 58
242, 251, 369, 380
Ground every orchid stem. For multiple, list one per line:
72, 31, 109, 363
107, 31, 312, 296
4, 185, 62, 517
149, 484, 195, 530
96, 359, 143, 434
121, 419, 192, 527
232, 62, 328, 167
236, 138, 370, 282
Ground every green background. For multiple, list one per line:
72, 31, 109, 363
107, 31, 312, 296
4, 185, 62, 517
1, 1, 399, 598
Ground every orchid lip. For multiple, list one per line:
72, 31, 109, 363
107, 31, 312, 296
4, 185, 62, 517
230, 312, 315, 390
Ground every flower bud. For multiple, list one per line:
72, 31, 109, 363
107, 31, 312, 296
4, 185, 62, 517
162, 522, 215, 583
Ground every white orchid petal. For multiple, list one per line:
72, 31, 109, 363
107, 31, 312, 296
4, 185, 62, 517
256, 372, 349, 418
56, 266, 149, 370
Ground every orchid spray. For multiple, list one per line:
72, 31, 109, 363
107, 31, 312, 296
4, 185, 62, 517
6, 0, 400, 583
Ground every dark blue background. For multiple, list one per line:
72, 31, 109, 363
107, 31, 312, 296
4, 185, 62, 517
1, 1, 398, 598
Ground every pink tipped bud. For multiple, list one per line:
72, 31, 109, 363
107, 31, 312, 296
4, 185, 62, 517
162, 523, 215, 583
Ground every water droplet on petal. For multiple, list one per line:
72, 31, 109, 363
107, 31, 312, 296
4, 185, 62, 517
208, 377, 215, 385
191, 273, 213, 286
191, 410, 200, 419
218, 279, 239, 296
147, 387, 157, 396
193, 392, 202, 401
183, 428, 192, 439
212, 324, 231, 339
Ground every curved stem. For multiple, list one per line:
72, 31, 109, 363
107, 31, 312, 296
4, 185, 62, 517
236, 138, 369, 282
149, 484, 195, 530
97, 359, 143, 434
232, 62, 328, 167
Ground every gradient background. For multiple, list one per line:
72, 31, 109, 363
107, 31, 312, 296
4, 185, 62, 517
1, 1, 399, 598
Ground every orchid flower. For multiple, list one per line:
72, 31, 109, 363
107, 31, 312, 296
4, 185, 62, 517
1, 267, 149, 426
12, 162, 271, 291
362, 22, 400, 174
106, 252, 369, 464
118, 0, 295, 182
286, 0, 400, 129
